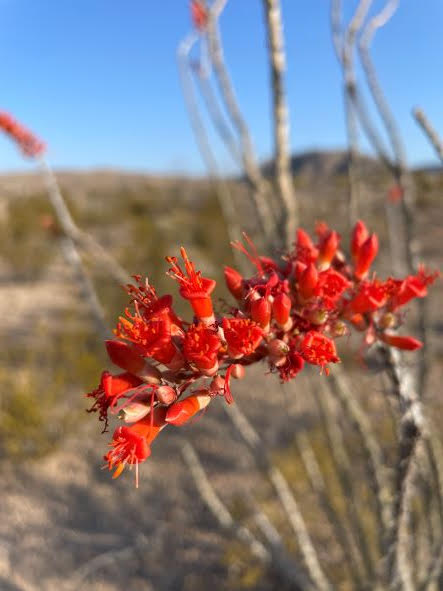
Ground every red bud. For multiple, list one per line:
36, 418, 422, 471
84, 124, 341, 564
224, 266, 244, 300
380, 333, 423, 351
355, 234, 378, 279
298, 263, 318, 300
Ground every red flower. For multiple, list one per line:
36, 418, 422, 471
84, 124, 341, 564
316, 269, 352, 303
166, 248, 216, 324
389, 268, 439, 309
300, 331, 340, 373
183, 323, 221, 375
125, 276, 182, 330
348, 279, 388, 314
116, 310, 183, 370
380, 333, 422, 351
222, 317, 263, 358
87, 371, 143, 432
104, 407, 167, 486
277, 350, 305, 382
105, 339, 161, 383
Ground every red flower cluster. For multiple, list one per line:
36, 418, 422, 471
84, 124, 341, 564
0, 111, 45, 157
87, 222, 437, 485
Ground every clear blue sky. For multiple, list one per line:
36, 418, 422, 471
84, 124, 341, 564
0, 0, 442, 174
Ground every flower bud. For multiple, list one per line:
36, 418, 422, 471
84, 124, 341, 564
118, 402, 151, 423
105, 340, 162, 383
318, 231, 339, 270
230, 364, 245, 379
298, 263, 318, 300
165, 394, 211, 426
272, 293, 292, 329
251, 297, 271, 331
380, 333, 423, 351
224, 266, 244, 300
354, 234, 378, 280
156, 385, 177, 405
351, 220, 369, 261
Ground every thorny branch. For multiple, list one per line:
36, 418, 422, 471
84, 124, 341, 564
180, 439, 311, 590
206, 0, 277, 245
413, 107, 443, 164
262, 0, 298, 249
223, 401, 333, 591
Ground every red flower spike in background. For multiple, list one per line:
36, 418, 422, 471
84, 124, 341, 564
166, 248, 216, 324
85, 219, 436, 485
190, 0, 207, 31
183, 323, 221, 375
388, 184, 404, 203
0, 111, 46, 157
222, 317, 263, 358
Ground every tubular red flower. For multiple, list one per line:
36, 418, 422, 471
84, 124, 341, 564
166, 248, 216, 323
222, 317, 263, 358
0, 111, 46, 157
316, 269, 352, 303
380, 333, 423, 351
116, 310, 182, 369
224, 266, 244, 300
183, 323, 221, 374
87, 371, 144, 432
354, 234, 379, 279
348, 279, 388, 314
389, 268, 439, 309
165, 393, 211, 425
105, 339, 162, 383
300, 331, 340, 372
104, 407, 167, 485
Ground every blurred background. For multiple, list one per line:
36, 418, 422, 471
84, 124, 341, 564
0, 1, 442, 590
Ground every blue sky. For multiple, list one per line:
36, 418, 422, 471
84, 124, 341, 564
0, 0, 442, 174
